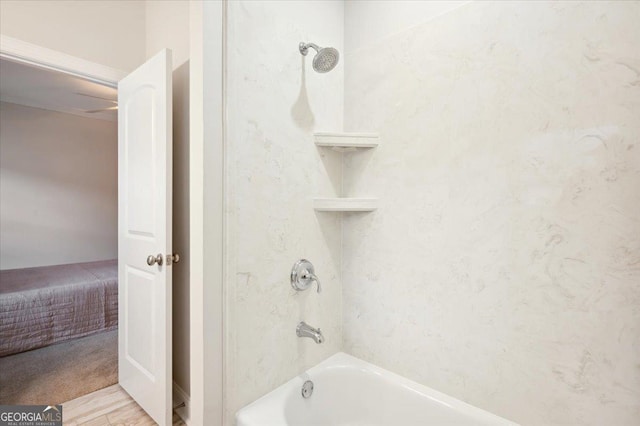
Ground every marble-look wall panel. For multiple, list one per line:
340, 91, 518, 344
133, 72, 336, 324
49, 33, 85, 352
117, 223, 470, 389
225, 1, 344, 422
343, 2, 640, 425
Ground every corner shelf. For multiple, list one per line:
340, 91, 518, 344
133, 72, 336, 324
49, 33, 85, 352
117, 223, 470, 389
314, 131, 379, 213
313, 198, 378, 212
314, 132, 379, 152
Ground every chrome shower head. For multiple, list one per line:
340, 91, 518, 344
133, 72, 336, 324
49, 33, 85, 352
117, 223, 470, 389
299, 42, 339, 73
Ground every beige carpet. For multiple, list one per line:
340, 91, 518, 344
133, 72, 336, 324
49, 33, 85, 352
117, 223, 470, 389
0, 330, 118, 405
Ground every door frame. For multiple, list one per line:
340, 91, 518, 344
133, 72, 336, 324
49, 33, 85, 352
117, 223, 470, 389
0, 32, 224, 426
189, 1, 225, 425
0, 35, 125, 87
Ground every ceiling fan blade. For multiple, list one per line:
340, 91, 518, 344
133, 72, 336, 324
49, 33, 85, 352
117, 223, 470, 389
84, 106, 119, 113
75, 92, 117, 104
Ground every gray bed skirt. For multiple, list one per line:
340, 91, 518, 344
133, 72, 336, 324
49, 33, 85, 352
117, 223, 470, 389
0, 259, 118, 357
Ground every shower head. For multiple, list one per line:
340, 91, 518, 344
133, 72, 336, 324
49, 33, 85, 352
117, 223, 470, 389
299, 42, 340, 73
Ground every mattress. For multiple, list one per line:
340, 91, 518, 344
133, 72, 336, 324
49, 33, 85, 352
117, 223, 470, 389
0, 259, 118, 357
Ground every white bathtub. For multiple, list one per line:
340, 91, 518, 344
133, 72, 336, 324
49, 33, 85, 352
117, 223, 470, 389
236, 352, 517, 426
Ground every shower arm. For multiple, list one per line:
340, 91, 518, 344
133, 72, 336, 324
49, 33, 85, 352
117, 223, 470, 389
299, 42, 320, 56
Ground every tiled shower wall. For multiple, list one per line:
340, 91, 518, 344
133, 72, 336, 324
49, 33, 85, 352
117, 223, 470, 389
342, 1, 640, 425
224, 0, 344, 422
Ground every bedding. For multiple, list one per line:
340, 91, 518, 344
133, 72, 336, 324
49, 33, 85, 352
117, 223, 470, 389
0, 259, 118, 357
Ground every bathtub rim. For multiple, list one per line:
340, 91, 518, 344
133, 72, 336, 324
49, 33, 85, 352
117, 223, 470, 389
235, 351, 518, 425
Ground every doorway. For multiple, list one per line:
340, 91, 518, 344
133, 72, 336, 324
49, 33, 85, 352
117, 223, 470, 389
0, 57, 119, 403
0, 31, 198, 424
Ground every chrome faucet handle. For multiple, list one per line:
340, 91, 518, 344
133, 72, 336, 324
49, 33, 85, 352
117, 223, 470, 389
291, 259, 321, 293
302, 271, 321, 293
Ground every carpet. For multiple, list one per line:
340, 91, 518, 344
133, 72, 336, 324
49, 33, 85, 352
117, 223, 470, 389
0, 330, 118, 405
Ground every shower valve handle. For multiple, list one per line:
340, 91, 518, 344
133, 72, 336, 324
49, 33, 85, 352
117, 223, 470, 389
302, 271, 322, 293
291, 259, 322, 293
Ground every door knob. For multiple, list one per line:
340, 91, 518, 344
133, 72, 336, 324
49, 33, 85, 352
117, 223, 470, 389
147, 254, 163, 266
167, 253, 180, 265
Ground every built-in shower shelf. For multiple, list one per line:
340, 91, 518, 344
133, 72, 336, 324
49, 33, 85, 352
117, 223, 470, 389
314, 132, 379, 152
313, 132, 378, 213
313, 198, 378, 212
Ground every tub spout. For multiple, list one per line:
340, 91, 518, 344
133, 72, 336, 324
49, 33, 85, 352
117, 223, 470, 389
297, 321, 324, 344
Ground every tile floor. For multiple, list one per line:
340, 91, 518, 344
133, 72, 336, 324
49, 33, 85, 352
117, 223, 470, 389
61, 384, 185, 426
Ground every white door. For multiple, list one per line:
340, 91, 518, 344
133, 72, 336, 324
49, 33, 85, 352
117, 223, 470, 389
118, 49, 173, 426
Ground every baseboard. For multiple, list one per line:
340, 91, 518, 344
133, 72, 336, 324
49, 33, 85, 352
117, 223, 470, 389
173, 381, 191, 425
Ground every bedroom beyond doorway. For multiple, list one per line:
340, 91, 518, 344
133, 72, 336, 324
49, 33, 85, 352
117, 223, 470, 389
0, 57, 119, 404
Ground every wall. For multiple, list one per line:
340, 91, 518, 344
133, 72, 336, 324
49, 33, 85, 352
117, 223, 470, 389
145, 0, 192, 402
0, 102, 117, 270
0, 0, 146, 72
224, 0, 344, 421
344, 0, 468, 55
199, 0, 224, 423
342, 1, 640, 425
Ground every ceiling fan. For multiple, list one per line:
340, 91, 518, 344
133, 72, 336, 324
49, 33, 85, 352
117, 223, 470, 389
75, 92, 118, 113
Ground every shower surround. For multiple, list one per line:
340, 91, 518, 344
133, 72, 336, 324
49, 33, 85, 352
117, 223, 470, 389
223, 1, 640, 425
224, 0, 344, 421
342, 1, 640, 425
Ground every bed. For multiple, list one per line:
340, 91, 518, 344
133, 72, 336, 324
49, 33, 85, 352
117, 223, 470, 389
0, 259, 118, 357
